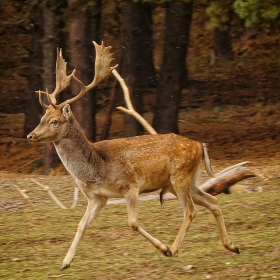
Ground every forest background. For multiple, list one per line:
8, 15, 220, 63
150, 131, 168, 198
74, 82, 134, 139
0, 0, 280, 173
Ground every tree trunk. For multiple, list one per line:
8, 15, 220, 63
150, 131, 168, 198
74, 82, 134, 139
68, 0, 102, 142
119, 0, 156, 137
24, 1, 44, 136
101, 81, 117, 140
213, 26, 234, 62
153, 0, 193, 134
42, 0, 68, 173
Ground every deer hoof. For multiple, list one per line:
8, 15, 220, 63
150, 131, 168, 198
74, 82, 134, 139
60, 263, 70, 270
234, 246, 240, 254
163, 247, 172, 257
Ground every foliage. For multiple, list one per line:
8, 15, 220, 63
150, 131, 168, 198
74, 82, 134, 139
200, 0, 280, 32
233, 0, 280, 30
204, 0, 235, 30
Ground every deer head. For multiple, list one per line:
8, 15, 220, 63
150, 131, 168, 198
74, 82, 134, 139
27, 42, 117, 143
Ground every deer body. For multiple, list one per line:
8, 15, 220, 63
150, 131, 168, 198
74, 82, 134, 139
58, 130, 202, 199
36, 106, 203, 198
27, 42, 239, 270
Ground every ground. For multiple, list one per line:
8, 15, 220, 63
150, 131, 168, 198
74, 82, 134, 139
0, 158, 279, 279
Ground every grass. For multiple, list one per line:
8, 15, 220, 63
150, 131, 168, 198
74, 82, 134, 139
0, 179, 279, 280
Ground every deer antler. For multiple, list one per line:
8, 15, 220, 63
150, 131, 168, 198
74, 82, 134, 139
37, 41, 118, 109
58, 41, 118, 108
52, 48, 75, 103
36, 48, 75, 108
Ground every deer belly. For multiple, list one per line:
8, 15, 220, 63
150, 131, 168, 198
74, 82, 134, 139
138, 176, 170, 194
85, 182, 124, 198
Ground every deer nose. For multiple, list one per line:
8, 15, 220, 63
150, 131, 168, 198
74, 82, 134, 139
27, 132, 37, 141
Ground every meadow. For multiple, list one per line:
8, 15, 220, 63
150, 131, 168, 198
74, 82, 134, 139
0, 160, 279, 280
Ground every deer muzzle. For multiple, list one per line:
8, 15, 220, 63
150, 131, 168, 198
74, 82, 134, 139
27, 132, 40, 143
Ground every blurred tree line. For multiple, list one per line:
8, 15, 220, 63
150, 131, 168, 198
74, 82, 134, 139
0, 0, 279, 172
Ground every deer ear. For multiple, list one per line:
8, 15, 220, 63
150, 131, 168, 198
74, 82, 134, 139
62, 104, 72, 120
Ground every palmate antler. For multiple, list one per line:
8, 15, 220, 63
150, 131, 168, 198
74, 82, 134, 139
37, 41, 118, 109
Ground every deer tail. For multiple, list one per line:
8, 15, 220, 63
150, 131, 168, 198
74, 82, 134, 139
202, 143, 216, 178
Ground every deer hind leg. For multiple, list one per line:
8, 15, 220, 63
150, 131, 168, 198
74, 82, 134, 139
124, 186, 172, 256
191, 186, 240, 254
168, 177, 197, 256
61, 194, 108, 270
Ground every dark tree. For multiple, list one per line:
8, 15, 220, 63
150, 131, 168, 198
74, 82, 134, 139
119, 0, 156, 137
42, 0, 68, 173
24, 1, 44, 135
213, 26, 234, 61
68, 0, 102, 142
153, 0, 193, 134
206, 1, 234, 64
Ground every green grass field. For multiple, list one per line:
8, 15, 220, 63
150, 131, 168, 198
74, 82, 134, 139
0, 173, 279, 280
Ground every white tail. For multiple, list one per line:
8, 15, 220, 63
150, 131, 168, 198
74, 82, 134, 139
202, 143, 216, 178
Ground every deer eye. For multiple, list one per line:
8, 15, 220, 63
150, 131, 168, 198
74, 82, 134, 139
50, 119, 58, 125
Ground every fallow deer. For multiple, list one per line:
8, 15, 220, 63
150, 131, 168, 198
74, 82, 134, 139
27, 42, 239, 270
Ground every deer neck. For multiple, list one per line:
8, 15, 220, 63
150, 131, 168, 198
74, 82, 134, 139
53, 119, 103, 182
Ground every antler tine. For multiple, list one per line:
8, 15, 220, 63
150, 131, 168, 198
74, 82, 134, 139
46, 88, 59, 109
72, 72, 86, 91
38, 90, 49, 109
35, 49, 74, 109
89, 41, 118, 87
59, 41, 118, 108
50, 48, 75, 105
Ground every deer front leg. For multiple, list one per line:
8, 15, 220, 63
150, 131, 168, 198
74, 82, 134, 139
61, 194, 108, 270
125, 187, 172, 256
